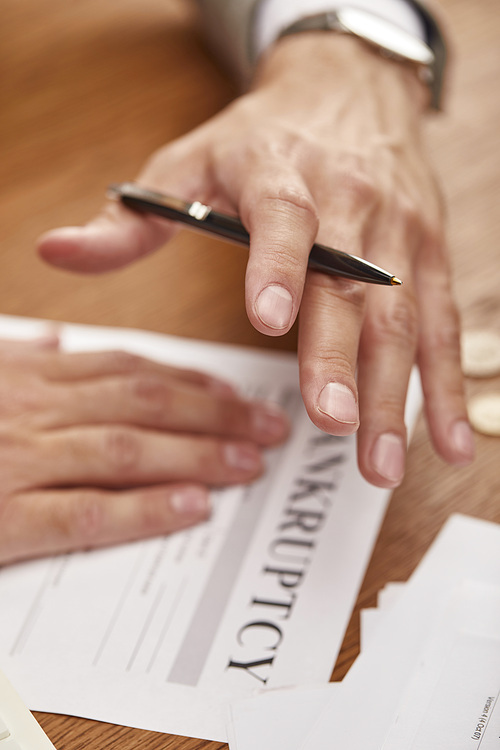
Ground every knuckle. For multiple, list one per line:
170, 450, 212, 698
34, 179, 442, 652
248, 185, 319, 237
140, 489, 188, 532
217, 400, 247, 436
130, 374, 173, 411
323, 355, 355, 381
334, 277, 367, 310
245, 187, 320, 276
312, 274, 367, 313
103, 427, 142, 472
138, 492, 165, 530
332, 165, 379, 209
193, 439, 219, 478
307, 349, 357, 383
271, 186, 319, 225
425, 380, 466, 414
425, 305, 461, 354
104, 350, 144, 373
398, 195, 422, 232
0, 430, 19, 458
372, 297, 419, 348
349, 172, 378, 206
0, 430, 33, 488
423, 208, 445, 237
419, 231, 449, 271
372, 394, 406, 421
70, 492, 105, 544
257, 245, 305, 278
0, 380, 44, 419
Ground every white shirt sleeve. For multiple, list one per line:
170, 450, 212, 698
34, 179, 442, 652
254, 0, 426, 59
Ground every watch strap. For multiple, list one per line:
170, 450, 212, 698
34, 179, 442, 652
405, 0, 447, 109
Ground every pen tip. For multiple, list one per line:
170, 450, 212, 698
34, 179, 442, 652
391, 276, 403, 286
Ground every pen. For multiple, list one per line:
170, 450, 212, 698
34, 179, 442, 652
107, 182, 402, 287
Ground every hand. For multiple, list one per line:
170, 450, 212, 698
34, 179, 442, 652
37, 34, 474, 488
0, 338, 288, 564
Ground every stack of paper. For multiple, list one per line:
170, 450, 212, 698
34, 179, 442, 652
228, 514, 500, 750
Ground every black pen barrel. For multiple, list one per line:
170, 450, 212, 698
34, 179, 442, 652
308, 243, 395, 285
114, 187, 398, 286
206, 213, 395, 286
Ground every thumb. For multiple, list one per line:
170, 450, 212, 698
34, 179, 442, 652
37, 131, 211, 274
36, 195, 178, 274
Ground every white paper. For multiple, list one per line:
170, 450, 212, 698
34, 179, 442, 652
0, 315, 421, 742
228, 517, 500, 750
227, 581, 404, 750
378, 581, 406, 610
382, 579, 500, 750
227, 684, 338, 750
361, 582, 406, 651
226, 594, 391, 750
302, 514, 500, 750
229, 550, 500, 750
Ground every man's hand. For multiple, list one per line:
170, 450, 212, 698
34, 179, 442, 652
0, 339, 288, 565
37, 34, 474, 489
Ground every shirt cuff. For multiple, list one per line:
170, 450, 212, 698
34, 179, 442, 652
254, 0, 426, 59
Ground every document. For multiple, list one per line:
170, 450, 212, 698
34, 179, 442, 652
301, 514, 500, 750
382, 579, 500, 750
228, 515, 500, 750
227, 684, 338, 750
0, 315, 422, 742
226, 584, 401, 750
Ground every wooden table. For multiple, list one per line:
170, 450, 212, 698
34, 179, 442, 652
2, 0, 499, 748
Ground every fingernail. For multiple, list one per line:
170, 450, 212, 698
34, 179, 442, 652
252, 402, 289, 441
372, 433, 405, 484
255, 285, 293, 330
318, 382, 359, 424
170, 487, 210, 516
451, 420, 475, 462
224, 443, 262, 472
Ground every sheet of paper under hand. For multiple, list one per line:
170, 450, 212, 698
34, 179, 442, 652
0, 315, 422, 742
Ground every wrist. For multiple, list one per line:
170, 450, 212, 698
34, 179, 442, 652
252, 3, 446, 110
253, 33, 430, 121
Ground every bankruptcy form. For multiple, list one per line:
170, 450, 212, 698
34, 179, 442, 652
0, 315, 422, 742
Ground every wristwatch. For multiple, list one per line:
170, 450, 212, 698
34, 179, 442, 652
277, 6, 446, 110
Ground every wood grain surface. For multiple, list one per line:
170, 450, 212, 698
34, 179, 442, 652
2, 0, 499, 747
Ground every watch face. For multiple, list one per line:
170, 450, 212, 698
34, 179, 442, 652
335, 7, 434, 66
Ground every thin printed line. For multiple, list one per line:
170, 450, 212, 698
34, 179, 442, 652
126, 583, 166, 672
93, 549, 145, 666
10, 562, 56, 656
146, 577, 187, 674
